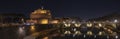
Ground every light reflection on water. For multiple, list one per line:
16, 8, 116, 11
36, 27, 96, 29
42, 26, 120, 39
17, 25, 37, 38
30, 25, 36, 32
0, 24, 53, 39
43, 36, 49, 39
18, 25, 36, 39
18, 27, 25, 34
18, 26, 26, 38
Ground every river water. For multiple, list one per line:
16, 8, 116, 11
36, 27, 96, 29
0, 25, 53, 39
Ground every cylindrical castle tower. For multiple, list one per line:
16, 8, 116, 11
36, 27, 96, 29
30, 7, 52, 24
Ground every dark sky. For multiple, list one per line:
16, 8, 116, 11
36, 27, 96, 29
0, 0, 120, 19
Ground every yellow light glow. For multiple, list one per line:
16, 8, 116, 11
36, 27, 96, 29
98, 23, 102, 27
32, 9, 47, 14
41, 19, 48, 24
107, 29, 113, 33
74, 31, 81, 35
30, 25, 35, 32
64, 31, 71, 34
98, 31, 103, 35
112, 24, 116, 28
64, 23, 71, 27
87, 31, 93, 35
43, 37, 48, 39
74, 23, 81, 27
40, 10, 47, 14
51, 20, 58, 24
87, 23, 92, 27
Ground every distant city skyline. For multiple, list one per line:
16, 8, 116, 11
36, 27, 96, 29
0, 0, 120, 19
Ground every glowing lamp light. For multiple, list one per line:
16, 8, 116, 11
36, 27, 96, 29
41, 19, 48, 24
87, 23, 92, 27
74, 31, 81, 35
98, 23, 102, 27
64, 31, 71, 34
115, 35, 118, 39
40, 10, 47, 14
98, 31, 103, 35
74, 23, 81, 27
87, 31, 93, 35
30, 25, 36, 33
64, 23, 71, 27
114, 19, 118, 23
73, 28, 76, 31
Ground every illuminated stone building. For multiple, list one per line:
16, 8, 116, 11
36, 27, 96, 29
29, 7, 52, 24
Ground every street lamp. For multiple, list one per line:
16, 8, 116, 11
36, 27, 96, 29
114, 19, 118, 23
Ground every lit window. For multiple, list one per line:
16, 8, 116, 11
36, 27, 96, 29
41, 19, 48, 24
51, 20, 59, 24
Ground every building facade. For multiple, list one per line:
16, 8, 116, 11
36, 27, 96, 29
28, 7, 52, 24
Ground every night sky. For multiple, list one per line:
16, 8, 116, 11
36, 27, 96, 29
0, 0, 120, 19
